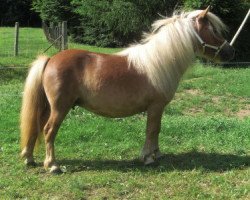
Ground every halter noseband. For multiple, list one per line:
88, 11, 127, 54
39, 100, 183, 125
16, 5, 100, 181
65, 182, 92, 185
193, 30, 228, 59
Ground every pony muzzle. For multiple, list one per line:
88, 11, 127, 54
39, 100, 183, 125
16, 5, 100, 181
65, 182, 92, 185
217, 41, 235, 62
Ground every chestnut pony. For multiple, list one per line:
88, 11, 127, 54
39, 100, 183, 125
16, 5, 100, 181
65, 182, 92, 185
20, 7, 234, 173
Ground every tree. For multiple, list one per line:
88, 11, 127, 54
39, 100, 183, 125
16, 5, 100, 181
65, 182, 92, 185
32, 0, 73, 23
32, 0, 249, 61
70, 0, 181, 46
0, 0, 40, 26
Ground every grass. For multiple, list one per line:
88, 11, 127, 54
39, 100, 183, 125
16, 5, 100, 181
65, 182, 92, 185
0, 27, 249, 199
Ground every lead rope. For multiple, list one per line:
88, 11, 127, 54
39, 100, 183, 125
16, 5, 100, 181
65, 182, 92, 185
230, 9, 250, 46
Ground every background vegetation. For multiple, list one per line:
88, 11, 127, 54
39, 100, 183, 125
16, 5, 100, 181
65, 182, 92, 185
32, 0, 250, 61
1, 0, 249, 60
0, 0, 40, 26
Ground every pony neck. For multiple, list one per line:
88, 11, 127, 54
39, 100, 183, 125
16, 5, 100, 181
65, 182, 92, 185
118, 17, 197, 98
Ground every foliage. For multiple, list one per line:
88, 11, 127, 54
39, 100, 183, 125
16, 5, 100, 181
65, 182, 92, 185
31, 0, 249, 61
0, 0, 40, 26
1, 0, 249, 59
33, 0, 180, 47
184, 0, 250, 61
32, 0, 73, 23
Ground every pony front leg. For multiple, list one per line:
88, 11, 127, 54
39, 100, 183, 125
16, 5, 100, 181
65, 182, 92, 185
44, 141, 60, 173
141, 104, 165, 165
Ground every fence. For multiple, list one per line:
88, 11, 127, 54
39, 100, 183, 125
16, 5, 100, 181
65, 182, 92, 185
0, 21, 68, 57
0, 21, 249, 66
42, 21, 68, 52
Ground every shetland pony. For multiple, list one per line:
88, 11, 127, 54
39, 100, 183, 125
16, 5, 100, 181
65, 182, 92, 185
20, 7, 234, 173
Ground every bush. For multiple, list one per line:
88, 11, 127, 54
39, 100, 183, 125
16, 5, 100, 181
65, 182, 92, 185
32, 0, 73, 23
70, 0, 180, 47
0, 0, 40, 26
32, 0, 249, 61
33, 0, 180, 47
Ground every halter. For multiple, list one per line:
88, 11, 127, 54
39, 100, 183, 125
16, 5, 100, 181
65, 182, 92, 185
193, 30, 228, 59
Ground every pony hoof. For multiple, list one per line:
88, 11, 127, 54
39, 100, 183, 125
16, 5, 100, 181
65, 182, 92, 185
142, 149, 163, 165
50, 166, 63, 174
155, 150, 164, 160
26, 161, 37, 167
144, 155, 155, 165
143, 154, 159, 166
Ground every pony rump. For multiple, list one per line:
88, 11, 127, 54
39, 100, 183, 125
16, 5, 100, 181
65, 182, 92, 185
118, 10, 227, 98
20, 56, 49, 152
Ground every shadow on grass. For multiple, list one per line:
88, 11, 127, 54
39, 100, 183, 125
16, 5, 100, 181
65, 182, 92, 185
59, 151, 249, 173
0, 67, 27, 83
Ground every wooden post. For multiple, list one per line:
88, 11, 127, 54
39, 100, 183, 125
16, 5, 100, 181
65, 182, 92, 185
14, 22, 19, 56
61, 21, 68, 50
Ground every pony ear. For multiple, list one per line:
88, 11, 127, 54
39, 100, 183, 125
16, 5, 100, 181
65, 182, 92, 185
198, 6, 210, 19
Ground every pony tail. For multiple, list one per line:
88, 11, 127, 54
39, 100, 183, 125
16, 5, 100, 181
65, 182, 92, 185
20, 56, 49, 151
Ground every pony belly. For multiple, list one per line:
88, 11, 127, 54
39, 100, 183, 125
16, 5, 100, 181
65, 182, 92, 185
77, 94, 150, 118
84, 107, 146, 118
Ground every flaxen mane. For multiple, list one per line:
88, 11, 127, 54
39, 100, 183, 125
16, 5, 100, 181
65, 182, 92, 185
118, 10, 227, 97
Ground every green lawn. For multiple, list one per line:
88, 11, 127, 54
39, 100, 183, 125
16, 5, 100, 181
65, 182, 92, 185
0, 27, 249, 199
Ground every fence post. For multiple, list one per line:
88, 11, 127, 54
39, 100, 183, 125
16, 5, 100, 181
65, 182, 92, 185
14, 22, 19, 56
61, 21, 68, 50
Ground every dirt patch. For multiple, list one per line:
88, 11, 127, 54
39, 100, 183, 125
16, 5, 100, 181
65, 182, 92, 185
184, 107, 203, 115
236, 110, 250, 119
185, 89, 202, 95
236, 104, 250, 119
211, 96, 221, 104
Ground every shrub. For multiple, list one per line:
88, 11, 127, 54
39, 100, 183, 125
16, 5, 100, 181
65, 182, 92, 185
0, 0, 40, 26
32, 0, 249, 61
70, 0, 180, 47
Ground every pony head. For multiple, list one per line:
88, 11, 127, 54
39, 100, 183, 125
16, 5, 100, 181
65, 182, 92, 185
188, 6, 235, 62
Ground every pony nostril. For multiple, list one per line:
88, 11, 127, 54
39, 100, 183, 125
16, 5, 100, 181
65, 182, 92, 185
219, 45, 235, 61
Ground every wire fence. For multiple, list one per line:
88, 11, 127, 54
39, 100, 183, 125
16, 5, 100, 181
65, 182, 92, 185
0, 22, 249, 64
0, 27, 14, 56
0, 27, 53, 57
0, 22, 67, 58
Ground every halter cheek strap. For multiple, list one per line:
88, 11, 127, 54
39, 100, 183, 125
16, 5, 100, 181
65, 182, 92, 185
193, 30, 228, 59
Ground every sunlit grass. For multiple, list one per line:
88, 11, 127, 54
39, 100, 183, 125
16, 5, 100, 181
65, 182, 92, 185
0, 27, 249, 199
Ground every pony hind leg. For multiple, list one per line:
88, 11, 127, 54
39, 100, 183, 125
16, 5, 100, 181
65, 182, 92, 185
43, 108, 66, 173
43, 97, 73, 173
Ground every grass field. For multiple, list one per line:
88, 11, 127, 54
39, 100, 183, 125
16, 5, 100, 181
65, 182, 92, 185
0, 28, 249, 199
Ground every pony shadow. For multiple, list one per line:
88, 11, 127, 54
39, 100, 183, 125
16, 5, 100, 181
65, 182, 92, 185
59, 151, 249, 173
